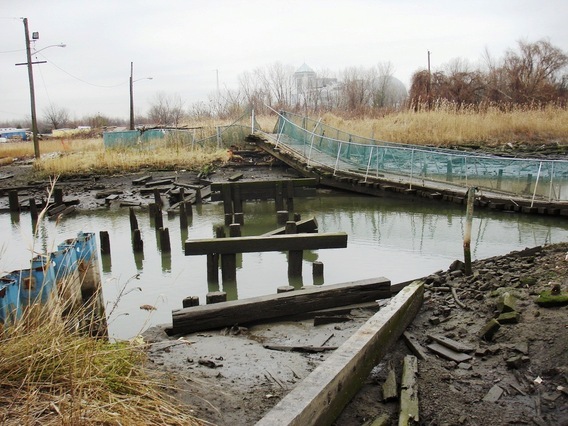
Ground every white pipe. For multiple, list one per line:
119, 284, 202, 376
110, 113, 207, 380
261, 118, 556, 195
530, 161, 543, 208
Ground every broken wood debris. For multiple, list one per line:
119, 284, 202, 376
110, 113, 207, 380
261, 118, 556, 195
256, 280, 424, 426
402, 331, 428, 361
262, 344, 338, 353
382, 362, 398, 402
399, 355, 419, 425
426, 342, 473, 363
427, 334, 474, 353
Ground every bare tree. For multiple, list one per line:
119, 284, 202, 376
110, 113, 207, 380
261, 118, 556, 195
43, 104, 70, 130
502, 39, 568, 103
148, 92, 186, 126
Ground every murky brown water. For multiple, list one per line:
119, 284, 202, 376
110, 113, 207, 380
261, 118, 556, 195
2, 193, 567, 340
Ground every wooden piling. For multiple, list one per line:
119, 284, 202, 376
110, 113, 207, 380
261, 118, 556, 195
179, 202, 188, 229
229, 223, 241, 237
224, 213, 233, 226
153, 188, 162, 207
234, 212, 244, 225
221, 224, 238, 283
29, 197, 38, 222
182, 296, 200, 308
463, 187, 476, 275
129, 207, 139, 232
286, 180, 294, 211
195, 187, 202, 204
54, 187, 63, 205
154, 206, 164, 229
159, 228, 171, 252
185, 201, 193, 217
206, 291, 227, 304
8, 190, 19, 212
277, 210, 289, 225
132, 229, 144, 252
313, 261, 324, 285
99, 231, 111, 255
149, 202, 158, 218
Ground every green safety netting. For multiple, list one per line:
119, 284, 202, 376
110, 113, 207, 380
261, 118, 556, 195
272, 111, 568, 202
103, 109, 263, 150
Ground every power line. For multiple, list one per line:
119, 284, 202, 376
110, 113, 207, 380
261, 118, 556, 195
37, 51, 127, 88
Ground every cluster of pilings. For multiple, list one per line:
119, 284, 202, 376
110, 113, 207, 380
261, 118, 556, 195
181, 179, 346, 309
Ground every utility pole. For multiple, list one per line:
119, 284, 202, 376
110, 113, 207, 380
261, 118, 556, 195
129, 62, 134, 130
427, 50, 432, 111
23, 18, 40, 159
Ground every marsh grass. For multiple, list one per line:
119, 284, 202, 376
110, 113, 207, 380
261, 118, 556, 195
33, 145, 229, 178
0, 303, 201, 425
0, 192, 202, 425
318, 103, 568, 146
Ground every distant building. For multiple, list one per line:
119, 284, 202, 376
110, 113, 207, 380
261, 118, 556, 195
0, 128, 28, 141
293, 63, 339, 108
292, 63, 407, 110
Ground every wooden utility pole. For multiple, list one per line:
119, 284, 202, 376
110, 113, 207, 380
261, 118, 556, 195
427, 50, 432, 111
129, 62, 134, 130
23, 18, 40, 159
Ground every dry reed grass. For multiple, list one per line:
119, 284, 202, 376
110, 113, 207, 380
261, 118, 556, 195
0, 304, 202, 425
0, 190, 204, 425
32, 144, 229, 178
317, 104, 568, 146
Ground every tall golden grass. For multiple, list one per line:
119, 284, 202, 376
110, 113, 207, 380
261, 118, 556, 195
318, 103, 568, 146
0, 302, 201, 425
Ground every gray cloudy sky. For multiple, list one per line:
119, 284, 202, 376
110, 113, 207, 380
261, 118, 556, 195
1, 0, 567, 123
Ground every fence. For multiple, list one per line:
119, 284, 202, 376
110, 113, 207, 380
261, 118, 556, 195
268, 111, 568, 203
103, 110, 263, 150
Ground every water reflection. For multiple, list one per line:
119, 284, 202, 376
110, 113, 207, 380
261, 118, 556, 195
2, 193, 568, 340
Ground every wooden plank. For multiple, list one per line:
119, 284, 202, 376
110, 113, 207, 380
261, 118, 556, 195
399, 355, 419, 426
168, 277, 392, 335
185, 232, 347, 255
426, 342, 472, 363
256, 281, 424, 426
228, 173, 243, 182
261, 217, 318, 236
402, 331, 428, 361
132, 175, 152, 185
427, 334, 474, 353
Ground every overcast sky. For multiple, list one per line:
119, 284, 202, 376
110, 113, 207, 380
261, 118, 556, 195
1, 0, 567, 124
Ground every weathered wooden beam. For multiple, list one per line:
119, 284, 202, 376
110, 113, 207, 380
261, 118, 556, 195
399, 355, 419, 426
211, 178, 316, 191
255, 281, 424, 426
167, 277, 392, 335
185, 232, 347, 255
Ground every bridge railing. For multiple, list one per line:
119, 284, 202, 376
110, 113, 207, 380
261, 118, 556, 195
268, 111, 568, 203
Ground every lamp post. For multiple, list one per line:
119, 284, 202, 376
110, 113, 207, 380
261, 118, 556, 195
129, 62, 152, 130
18, 18, 65, 159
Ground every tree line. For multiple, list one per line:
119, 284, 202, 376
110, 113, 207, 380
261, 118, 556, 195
409, 39, 568, 111
2, 39, 566, 132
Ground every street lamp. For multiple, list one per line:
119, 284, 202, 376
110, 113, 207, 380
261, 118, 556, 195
129, 62, 153, 130
17, 18, 66, 159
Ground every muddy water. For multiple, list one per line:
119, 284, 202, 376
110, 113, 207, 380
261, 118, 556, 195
2, 194, 567, 340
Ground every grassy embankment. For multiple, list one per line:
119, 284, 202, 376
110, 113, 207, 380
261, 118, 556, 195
1, 105, 567, 179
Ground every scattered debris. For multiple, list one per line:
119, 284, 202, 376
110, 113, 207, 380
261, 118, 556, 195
482, 384, 504, 402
